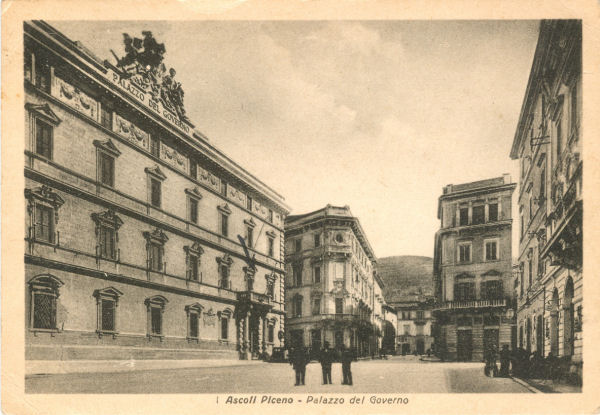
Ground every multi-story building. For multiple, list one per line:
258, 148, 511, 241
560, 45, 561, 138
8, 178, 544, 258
433, 176, 516, 361
509, 20, 582, 379
24, 21, 290, 362
393, 296, 434, 355
284, 205, 380, 358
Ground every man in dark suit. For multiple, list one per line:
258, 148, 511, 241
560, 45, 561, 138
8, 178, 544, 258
289, 346, 309, 386
319, 341, 335, 384
341, 345, 355, 385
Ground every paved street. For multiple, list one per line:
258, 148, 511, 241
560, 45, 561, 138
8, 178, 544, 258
26, 356, 531, 393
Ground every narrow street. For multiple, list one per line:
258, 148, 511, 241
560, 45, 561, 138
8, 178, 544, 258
26, 356, 531, 394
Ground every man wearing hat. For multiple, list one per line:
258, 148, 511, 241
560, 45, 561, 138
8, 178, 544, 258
319, 341, 335, 384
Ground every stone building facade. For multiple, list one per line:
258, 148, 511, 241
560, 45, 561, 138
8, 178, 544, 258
24, 21, 290, 361
393, 297, 434, 355
284, 205, 381, 358
433, 176, 516, 362
509, 20, 582, 379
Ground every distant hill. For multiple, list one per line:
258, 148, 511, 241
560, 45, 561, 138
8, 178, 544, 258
377, 256, 433, 304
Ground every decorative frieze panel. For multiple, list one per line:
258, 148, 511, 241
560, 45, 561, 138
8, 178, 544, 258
203, 308, 216, 327
160, 141, 188, 173
114, 114, 149, 150
197, 165, 220, 192
52, 76, 99, 121
228, 185, 246, 206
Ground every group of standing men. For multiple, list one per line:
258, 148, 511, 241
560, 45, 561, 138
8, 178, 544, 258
289, 341, 356, 386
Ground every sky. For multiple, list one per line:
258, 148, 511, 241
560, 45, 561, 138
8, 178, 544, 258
50, 20, 539, 258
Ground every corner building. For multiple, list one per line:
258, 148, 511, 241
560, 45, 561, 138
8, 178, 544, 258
24, 21, 290, 361
510, 20, 582, 380
433, 176, 516, 361
284, 205, 380, 358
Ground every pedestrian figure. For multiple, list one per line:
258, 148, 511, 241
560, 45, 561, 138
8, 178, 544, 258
484, 344, 498, 377
289, 346, 309, 386
499, 345, 510, 377
341, 345, 355, 385
319, 341, 335, 384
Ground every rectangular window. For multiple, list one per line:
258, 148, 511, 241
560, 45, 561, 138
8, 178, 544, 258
520, 213, 524, 239
520, 263, 524, 296
314, 233, 321, 247
247, 196, 252, 211
268, 325, 274, 343
189, 160, 197, 179
458, 243, 471, 263
219, 266, 229, 289
295, 239, 302, 252
189, 312, 199, 338
314, 266, 321, 283
189, 198, 198, 224
482, 280, 503, 300
404, 324, 410, 335
246, 226, 253, 248
472, 205, 485, 225
35, 119, 53, 159
294, 298, 303, 317
150, 243, 162, 271
312, 298, 321, 315
485, 241, 498, 261
528, 260, 532, 287
189, 254, 199, 281
459, 207, 469, 226
34, 205, 54, 242
540, 168, 546, 200
268, 209, 274, 223
100, 105, 112, 129
99, 226, 116, 260
101, 299, 116, 331
33, 293, 56, 329
150, 178, 161, 208
416, 324, 424, 336
150, 136, 160, 157
556, 119, 562, 159
293, 264, 302, 287
221, 317, 228, 340
151, 307, 162, 335
335, 298, 343, 314
268, 237, 274, 257
220, 213, 228, 237
220, 180, 228, 197
99, 152, 115, 187
488, 203, 498, 222
454, 282, 475, 301
34, 55, 50, 92
571, 85, 577, 132
267, 281, 275, 299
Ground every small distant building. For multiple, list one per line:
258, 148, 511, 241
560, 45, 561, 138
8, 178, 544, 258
432, 175, 516, 362
392, 296, 434, 355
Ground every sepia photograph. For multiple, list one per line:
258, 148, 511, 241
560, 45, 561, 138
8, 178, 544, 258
19, 17, 583, 395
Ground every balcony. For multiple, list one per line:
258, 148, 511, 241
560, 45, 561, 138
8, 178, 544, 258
237, 291, 271, 307
435, 298, 507, 311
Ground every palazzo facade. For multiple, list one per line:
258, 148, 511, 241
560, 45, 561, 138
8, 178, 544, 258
510, 20, 582, 381
284, 205, 381, 358
433, 176, 517, 362
24, 21, 290, 361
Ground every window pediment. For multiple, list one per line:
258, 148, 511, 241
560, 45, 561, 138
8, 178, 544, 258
265, 271, 277, 284
455, 272, 475, 279
145, 165, 167, 181
25, 185, 65, 211
185, 187, 203, 199
216, 252, 233, 267
218, 308, 233, 318
91, 209, 123, 230
28, 274, 64, 293
93, 286, 123, 301
143, 228, 169, 244
145, 295, 168, 307
244, 217, 256, 228
93, 139, 121, 157
26, 103, 61, 126
184, 241, 204, 256
185, 302, 204, 313
266, 230, 276, 239
482, 270, 502, 277
217, 203, 232, 215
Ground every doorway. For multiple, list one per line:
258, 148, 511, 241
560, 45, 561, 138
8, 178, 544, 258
457, 330, 473, 361
416, 339, 425, 355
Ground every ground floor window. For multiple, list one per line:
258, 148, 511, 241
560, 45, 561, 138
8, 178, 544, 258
268, 325, 274, 343
145, 295, 168, 337
28, 274, 63, 331
186, 303, 203, 339
221, 317, 228, 339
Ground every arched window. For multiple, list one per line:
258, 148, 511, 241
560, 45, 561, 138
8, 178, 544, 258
28, 274, 63, 331
185, 303, 204, 340
145, 295, 168, 338
292, 294, 303, 317
93, 287, 123, 336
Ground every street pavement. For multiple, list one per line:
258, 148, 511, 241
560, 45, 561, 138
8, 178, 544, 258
25, 355, 532, 394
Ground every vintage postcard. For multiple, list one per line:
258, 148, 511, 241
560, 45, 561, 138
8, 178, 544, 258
2, 0, 599, 414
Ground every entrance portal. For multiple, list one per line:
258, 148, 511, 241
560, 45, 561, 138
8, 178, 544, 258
457, 330, 473, 361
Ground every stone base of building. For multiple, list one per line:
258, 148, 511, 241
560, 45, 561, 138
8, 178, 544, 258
436, 313, 515, 362
397, 335, 434, 355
